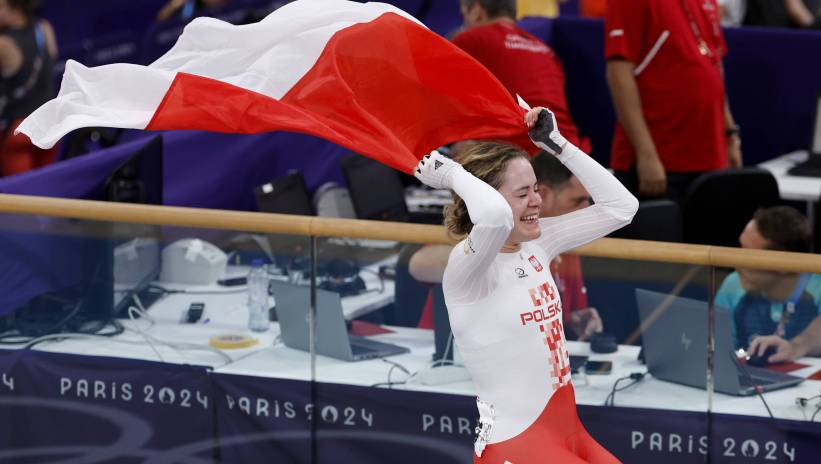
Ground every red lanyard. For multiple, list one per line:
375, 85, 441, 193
679, 0, 713, 58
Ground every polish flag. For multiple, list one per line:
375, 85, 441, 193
17, 0, 530, 173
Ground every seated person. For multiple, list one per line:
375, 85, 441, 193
409, 151, 604, 340
715, 206, 821, 357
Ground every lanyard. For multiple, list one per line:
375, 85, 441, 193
679, 0, 712, 58
774, 273, 811, 338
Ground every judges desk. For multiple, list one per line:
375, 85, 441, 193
18, 261, 394, 366
214, 318, 821, 462
218, 325, 821, 422
759, 150, 821, 225
6, 284, 821, 463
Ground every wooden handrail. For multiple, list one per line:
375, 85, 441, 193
1, 193, 820, 272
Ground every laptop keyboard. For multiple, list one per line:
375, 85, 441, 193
350, 336, 389, 351
738, 367, 788, 386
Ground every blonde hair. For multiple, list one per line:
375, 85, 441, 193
444, 142, 528, 237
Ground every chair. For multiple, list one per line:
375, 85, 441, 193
609, 199, 682, 242
682, 168, 780, 247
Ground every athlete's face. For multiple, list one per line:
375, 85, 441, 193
497, 157, 542, 245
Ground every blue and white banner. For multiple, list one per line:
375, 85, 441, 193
0, 350, 214, 463
211, 373, 314, 463
2, 351, 819, 463
580, 405, 821, 463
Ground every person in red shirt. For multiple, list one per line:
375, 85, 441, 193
605, 0, 742, 205
453, 0, 588, 151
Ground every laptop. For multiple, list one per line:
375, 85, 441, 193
271, 280, 409, 361
636, 289, 804, 396
786, 93, 821, 177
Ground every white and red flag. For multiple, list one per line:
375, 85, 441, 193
17, 0, 530, 173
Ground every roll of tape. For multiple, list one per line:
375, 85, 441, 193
209, 334, 258, 349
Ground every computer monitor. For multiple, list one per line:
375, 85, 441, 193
254, 170, 314, 216
105, 135, 164, 205
1, 136, 164, 339
105, 135, 164, 316
340, 155, 410, 222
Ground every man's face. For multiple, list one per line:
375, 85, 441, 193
737, 220, 781, 291
537, 176, 590, 218
460, 0, 483, 29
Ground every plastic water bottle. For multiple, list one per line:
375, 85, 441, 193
247, 260, 269, 332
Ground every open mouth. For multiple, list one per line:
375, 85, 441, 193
520, 214, 538, 224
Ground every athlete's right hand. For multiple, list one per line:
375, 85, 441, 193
414, 150, 464, 190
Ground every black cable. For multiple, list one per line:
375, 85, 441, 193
604, 372, 646, 407
370, 359, 411, 388
812, 406, 821, 422
148, 284, 247, 295
730, 350, 774, 419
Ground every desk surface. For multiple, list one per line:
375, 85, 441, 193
216, 325, 821, 422
10, 287, 821, 423
759, 150, 821, 202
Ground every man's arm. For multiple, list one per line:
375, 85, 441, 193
749, 316, 821, 363
785, 0, 816, 27
606, 59, 665, 196
408, 245, 452, 284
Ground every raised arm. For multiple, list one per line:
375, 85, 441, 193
414, 151, 512, 304
527, 108, 638, 259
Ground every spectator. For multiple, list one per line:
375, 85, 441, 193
453, 0, 589, 151
605, 0, 742, 205
410, 152, 605, 341
0, 0, 57, 176
715, 207, 821, 353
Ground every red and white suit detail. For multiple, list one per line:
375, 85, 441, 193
442, 144, 637, 463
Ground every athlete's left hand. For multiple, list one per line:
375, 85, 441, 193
525, 107, 568, 156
